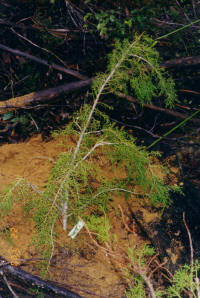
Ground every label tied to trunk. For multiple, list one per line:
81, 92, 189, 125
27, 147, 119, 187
68, 219, 85, 239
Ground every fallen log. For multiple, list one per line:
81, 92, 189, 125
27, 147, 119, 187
0, 79, 93, 114
117, 92, 200, 124
0, 78, 200, 126
0, 256, 82, 297
1, 42, 200, 83
1, 80, 200, 126
160, 55, 200, 69
0, 42, 200, 123
0, 43, 88, 81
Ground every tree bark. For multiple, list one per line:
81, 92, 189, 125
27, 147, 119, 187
0, 43, 88, 81
0, 79, 93, 114
117, 92, 200, 124
0, 256, 82, 297
160, 55, 200, 68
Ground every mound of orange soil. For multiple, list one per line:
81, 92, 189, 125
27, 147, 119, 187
0, 134, 69, 189
0, 134, 130, 297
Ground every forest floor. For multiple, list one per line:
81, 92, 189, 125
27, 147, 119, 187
1, 128, 200, 297
0, 133, 155, 297
1, 129, 200, 297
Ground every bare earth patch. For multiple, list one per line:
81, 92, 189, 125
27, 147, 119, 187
0, 133, 180, 296
0, 134, 150, 297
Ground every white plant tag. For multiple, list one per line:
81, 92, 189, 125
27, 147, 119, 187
68, 219, 85, 239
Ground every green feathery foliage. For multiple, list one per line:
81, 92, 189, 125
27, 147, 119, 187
0, 34, 179, 274
92, 34, 177, 108
0, 179, 36, 218
126, 276, 146, 298
0, 105, 180, 269
166, 261, 200, 297
127, 245, 156, 267
125, 245, 156, 297
87, 214, 111, 243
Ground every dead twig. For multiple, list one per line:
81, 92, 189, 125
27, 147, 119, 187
182, 212, 199, 298
85, 215, 158, 298
183, 212, 194, 268
0, 43, 88, 80
118, 204, 136, 234
0, 79, 93, 114
160, 55, 200, 68
0, 256, 82, 297
179, 89, 200, 95
117, 92, 200, 124
148, 259, 167, 279
0, 271, 19, 298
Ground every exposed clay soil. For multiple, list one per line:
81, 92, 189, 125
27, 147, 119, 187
4, 128, 199, 298
0, 134, 156, 297
0, 134, 66, 189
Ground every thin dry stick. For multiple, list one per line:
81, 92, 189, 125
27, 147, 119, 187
117, 207, 157, 297
84, 223, 126, 261
124, 250, 157, 298
117, 92, 200, 124
11, 28, 68, 68
183, 212, 194, 268
183, 212, 195, 297
118, 204, 136, 234
0, 43, 88, 80
0, 271, 19, 298
175, 0, 191, 23
85, 225, 135, 277
93, 188, 139, 199
192, 0, 197, 18
86, 214, 158, 297
148, 259, 168, 279
147, 253, 159, 268
137, 268, 156, 298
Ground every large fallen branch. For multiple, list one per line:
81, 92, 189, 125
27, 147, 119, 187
0, 80, 200, 125
0, 43, 88, 80
1, 42, 200, 84
0, 41, 200, 123
117, 92, 200, 124
0, 257, 82, 297
0, 79, 93, 114
160, 55, 200, 68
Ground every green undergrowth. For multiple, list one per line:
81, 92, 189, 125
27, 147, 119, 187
125, 258, 200, 297
92, 34, 177, 108
0, 34, 181, 277
0, 106, 181, 265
